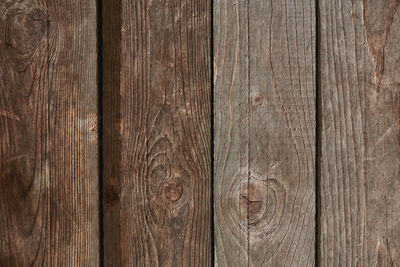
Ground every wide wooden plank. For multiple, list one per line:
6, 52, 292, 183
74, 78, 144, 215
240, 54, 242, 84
318, 0, 400, 265
102, 0, 212, 266
0, 0, 98, 266
214, 0, 316, 266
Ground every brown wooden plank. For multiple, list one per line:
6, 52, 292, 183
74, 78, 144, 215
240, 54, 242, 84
318, 0, 400, 265
102, 0, 122, 266
102, 0, 212, 266
0, 0, 98, 265
214, 0, 316, 266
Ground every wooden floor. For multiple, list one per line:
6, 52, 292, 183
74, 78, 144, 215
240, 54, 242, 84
0, 0, 399, 266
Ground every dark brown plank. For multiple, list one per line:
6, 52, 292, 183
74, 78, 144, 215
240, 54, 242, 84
102, 0, 212, 266
0, 0, 98, 266
319, 0, 400, 265
214, 0, 316, 266
102, 0, 122, 265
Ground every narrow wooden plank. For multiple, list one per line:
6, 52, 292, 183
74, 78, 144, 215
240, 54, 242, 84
102, 0, 212, 266
102, 0, 122, 265
0, 0, 98, 266
214, 0, 316, 266
319, 0, 400, 265
213, 1, 250, 266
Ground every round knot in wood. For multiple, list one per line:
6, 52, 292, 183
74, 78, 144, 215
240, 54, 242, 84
163, 181, 183, 202
2, 2, 48, 72
253, 94, 263, 105
225, 171, 286, 240
240, 183, 264, 220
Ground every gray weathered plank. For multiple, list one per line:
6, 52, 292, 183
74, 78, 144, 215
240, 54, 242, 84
0, 0, 98, 265
102, 0, 212, 266
319, 0, 400, 265
214, 0, 316, 266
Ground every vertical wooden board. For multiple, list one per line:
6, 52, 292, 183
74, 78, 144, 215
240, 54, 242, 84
102, 0, 212, 266
0, 0, 98, 266
102, 0, 122, 265
319, 0, 400, 265
214, 0, 316, 266
248, 0, 316, 266
213, 0, 249, 266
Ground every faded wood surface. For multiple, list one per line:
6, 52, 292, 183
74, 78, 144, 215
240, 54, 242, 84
0, 0, 98, 266
319, 0, 400, 266
214, 0, 316, 266
102, 0, 212, 266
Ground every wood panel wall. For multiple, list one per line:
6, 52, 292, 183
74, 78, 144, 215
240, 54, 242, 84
0, 0, 399, 266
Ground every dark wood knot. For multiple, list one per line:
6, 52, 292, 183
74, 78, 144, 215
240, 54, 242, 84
240, 183, 263, 217
253, 94, 263, 105
226, 172, 287, 240
2, 2, 48, 72
163, 181, 183, 202
104, 184, 121, 207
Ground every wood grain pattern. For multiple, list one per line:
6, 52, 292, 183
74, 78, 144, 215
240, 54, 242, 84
318, 0, 400, 265
102, 0, 212, 266
0, 0, 98, 266
214, 0, 316, 266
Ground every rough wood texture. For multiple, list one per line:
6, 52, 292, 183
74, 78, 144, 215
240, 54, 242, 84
102, 0, 212, 266
319, 0, 400, 265
0, 0, 98, 266
214, 0, 316, 266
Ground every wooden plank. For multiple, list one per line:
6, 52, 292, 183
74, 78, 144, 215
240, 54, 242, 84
102, 0, 212, 266
0, 0, 98, 266
213, 1, 249, 266
214, 0, 316, 266
102, 0, 122, 265
318, 0, 400, 265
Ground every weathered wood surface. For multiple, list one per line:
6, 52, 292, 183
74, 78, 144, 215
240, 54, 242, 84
0, 0, 98, 266
102, 0, 212, 266
319, 0, 400, 266
214, 0, 316, 266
